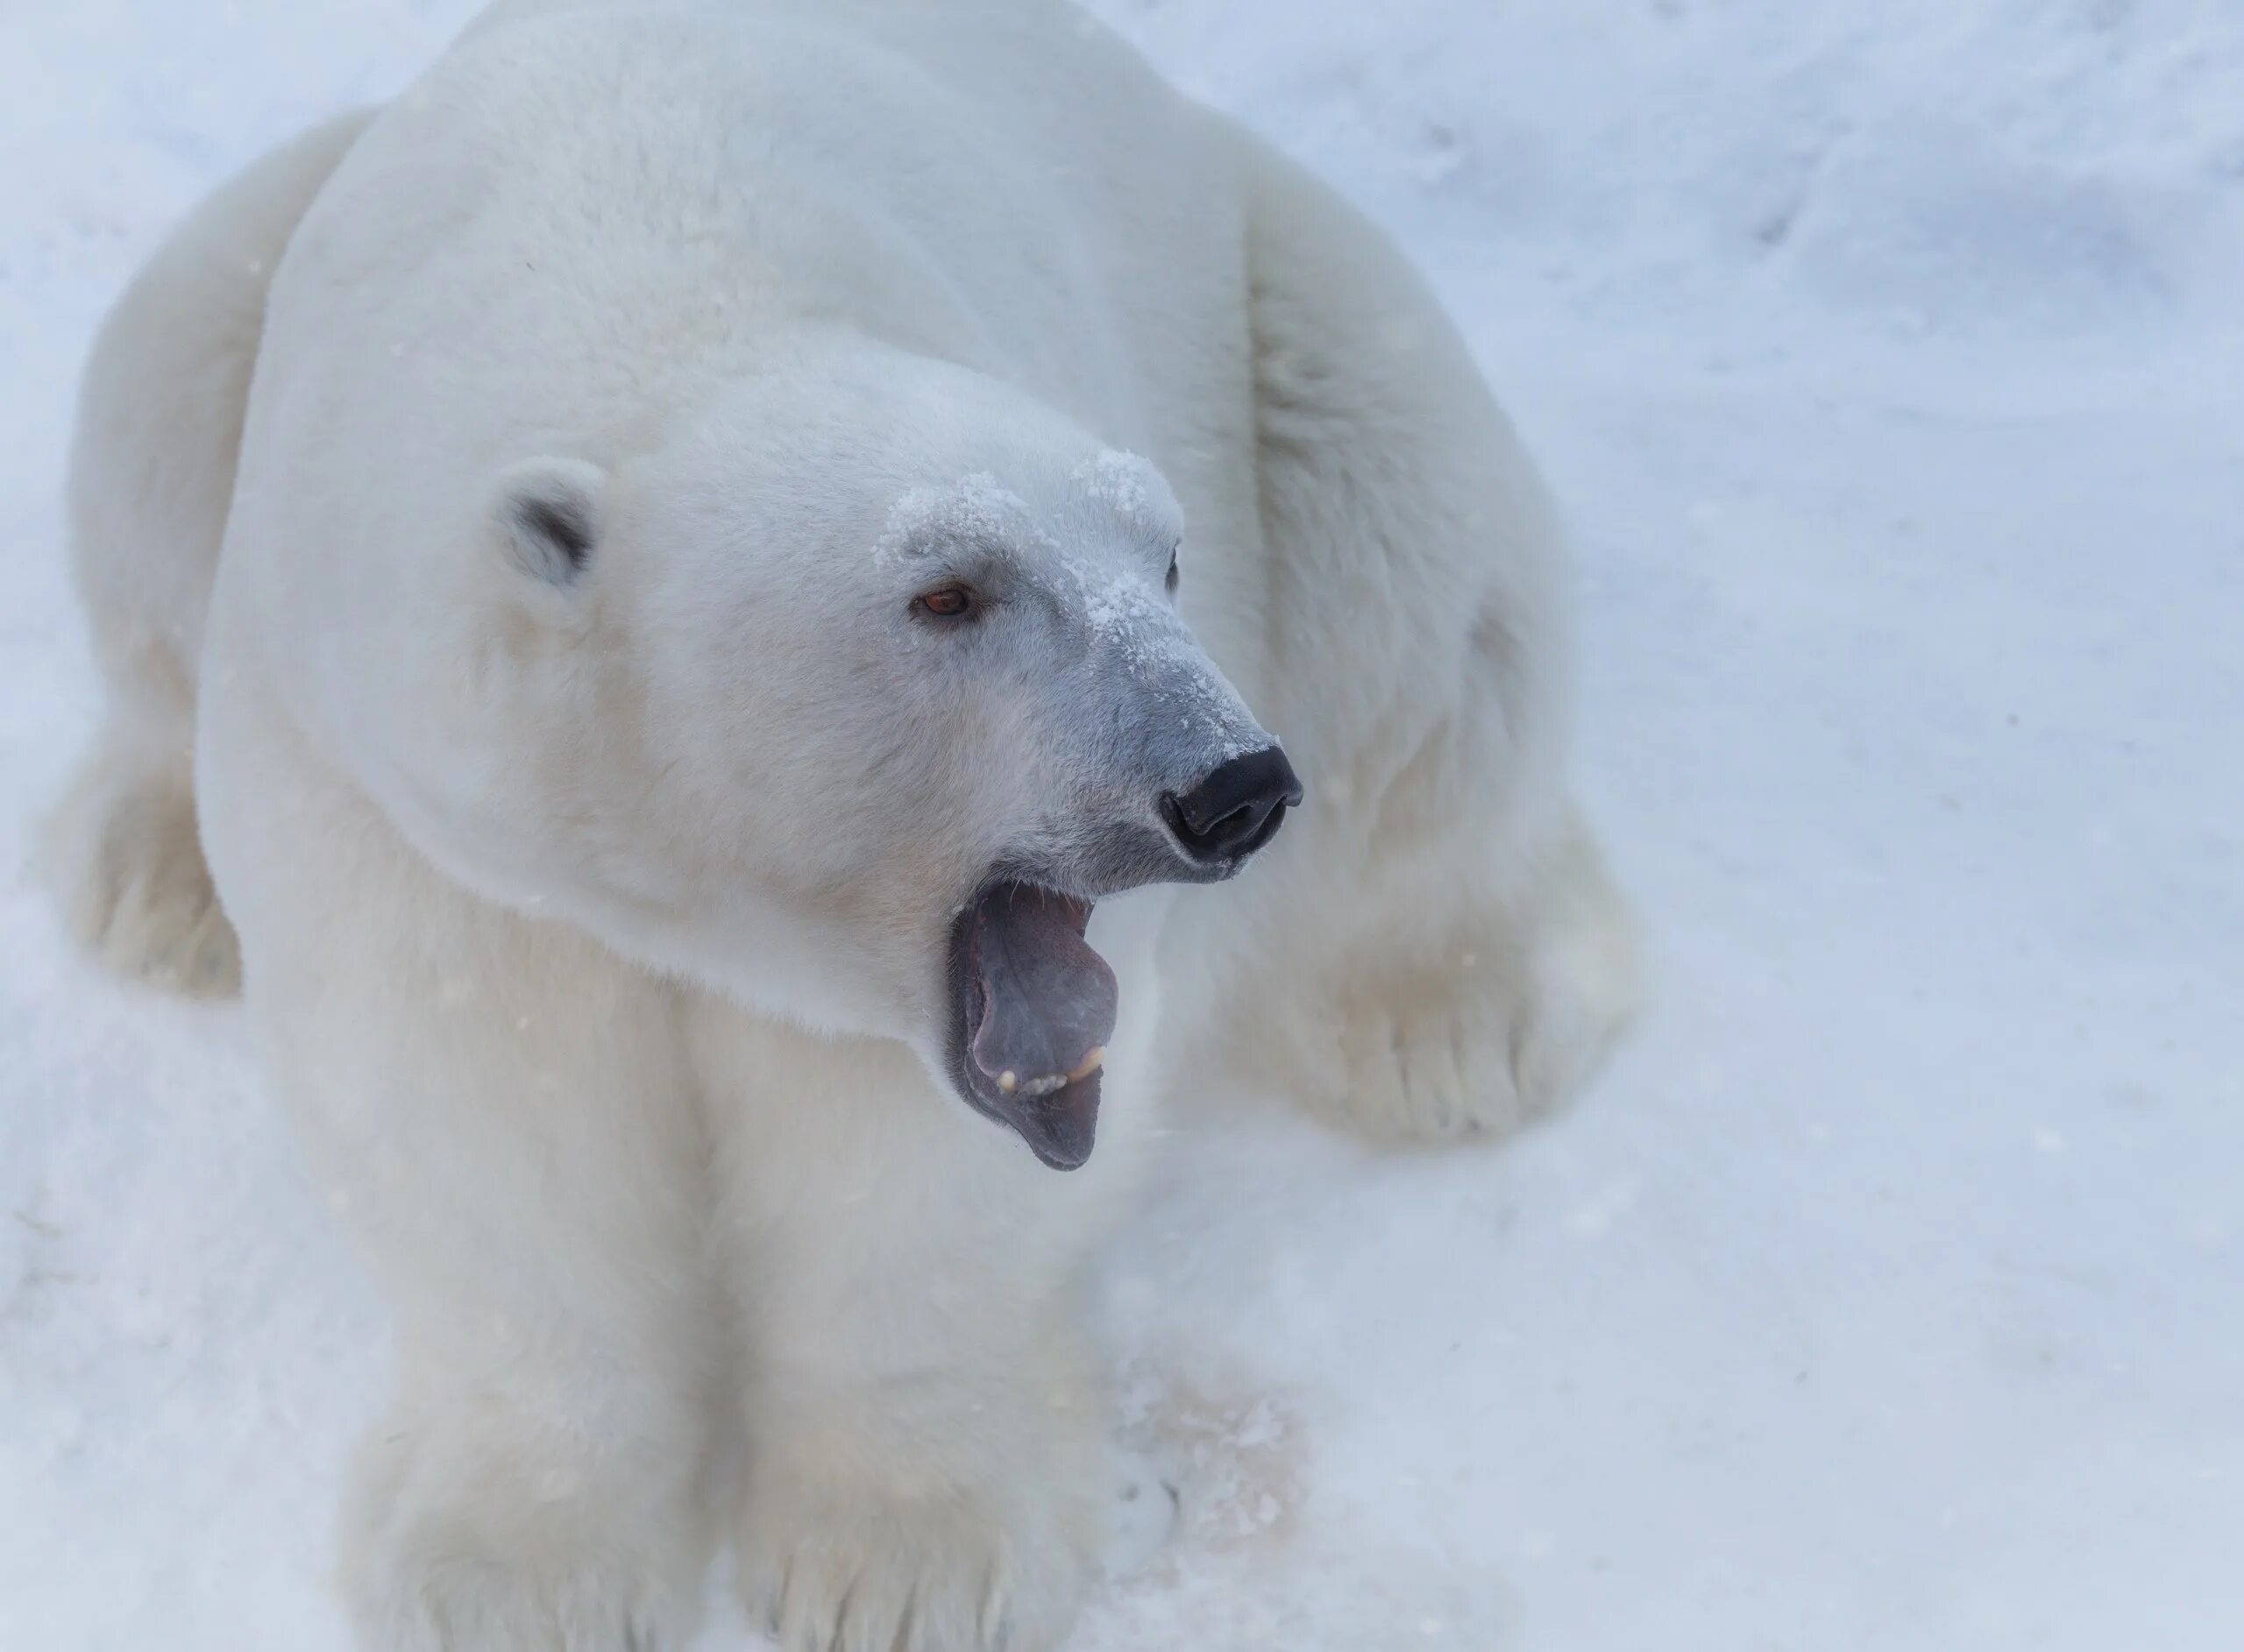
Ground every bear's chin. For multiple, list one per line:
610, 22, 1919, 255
945, 879, 1118, 1171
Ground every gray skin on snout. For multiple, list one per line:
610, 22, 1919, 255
929, 519, 1298, 1170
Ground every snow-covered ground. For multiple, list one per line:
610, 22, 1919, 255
5, 2, 2240, 1648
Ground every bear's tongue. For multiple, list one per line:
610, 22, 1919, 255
965, 883, 1117, 1170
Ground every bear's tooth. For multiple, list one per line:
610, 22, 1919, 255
998, 1070, 1019, 1095
1067, 1046, 1106, 1082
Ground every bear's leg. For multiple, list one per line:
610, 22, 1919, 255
198, 679, 722, 1652
1194, 131, 1642, 1145
43, 110, 369, 996
699, 1025, 1106, 1652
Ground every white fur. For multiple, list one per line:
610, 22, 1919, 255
51, 3, 1639, 1648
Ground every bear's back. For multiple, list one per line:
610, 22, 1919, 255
260, 0, 1253, 470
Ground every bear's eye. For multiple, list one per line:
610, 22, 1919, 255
1165, 547, 1181, 593
914, 585, 976, 620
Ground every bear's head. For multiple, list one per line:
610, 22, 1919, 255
471, 348, 1297, 1167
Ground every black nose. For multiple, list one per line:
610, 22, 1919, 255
1161, 746, 1303, 865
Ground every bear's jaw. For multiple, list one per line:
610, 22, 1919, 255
946, 880, 1116, 1170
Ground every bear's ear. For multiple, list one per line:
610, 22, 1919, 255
489, 457, 607, 587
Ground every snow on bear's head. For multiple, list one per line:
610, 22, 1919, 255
470, 349, 1297, 1167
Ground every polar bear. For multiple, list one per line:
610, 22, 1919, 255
46, 2, 1638, 1647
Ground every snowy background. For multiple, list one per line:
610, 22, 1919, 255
4, 2, 2241, 1648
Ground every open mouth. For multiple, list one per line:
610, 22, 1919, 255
946, 879, 1118, 1171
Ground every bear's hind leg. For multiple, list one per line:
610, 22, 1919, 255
44, 110, 369, 996
1198, 130, 1642, 1145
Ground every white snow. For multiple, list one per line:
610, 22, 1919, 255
875, 471, 1036, 564
1069, 450, 1170, 537
5, 3, 2241, 1649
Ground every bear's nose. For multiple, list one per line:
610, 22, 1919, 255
1161, 746, 1303, 865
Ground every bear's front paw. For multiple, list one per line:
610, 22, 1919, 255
342, 1417, 706, 1652
738, 1472, 1092, 1652
351, 1547, 688, 1652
